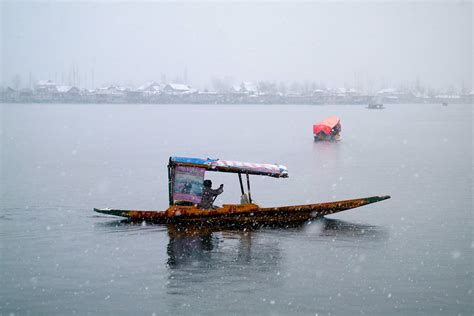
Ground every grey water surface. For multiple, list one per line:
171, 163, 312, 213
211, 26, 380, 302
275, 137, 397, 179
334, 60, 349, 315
1, 103, 472, 315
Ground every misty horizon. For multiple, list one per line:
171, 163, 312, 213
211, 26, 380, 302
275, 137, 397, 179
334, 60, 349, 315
1, 1, 472, 92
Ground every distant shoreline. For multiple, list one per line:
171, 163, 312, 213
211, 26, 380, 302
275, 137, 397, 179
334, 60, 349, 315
3, 82, 472, 105
1, 96, 473, 105
1, 101, 472, 105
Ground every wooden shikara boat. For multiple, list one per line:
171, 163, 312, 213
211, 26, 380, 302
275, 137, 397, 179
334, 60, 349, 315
94, 196, 390, 225
94, 157, 390, 225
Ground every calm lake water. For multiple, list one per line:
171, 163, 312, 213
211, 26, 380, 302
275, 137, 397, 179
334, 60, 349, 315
1, 103, 472, 315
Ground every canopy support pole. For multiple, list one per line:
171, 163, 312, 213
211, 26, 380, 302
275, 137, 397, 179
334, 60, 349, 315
246, 173, 252, 203
168, 164, 174, 206
238, 173, 245, 196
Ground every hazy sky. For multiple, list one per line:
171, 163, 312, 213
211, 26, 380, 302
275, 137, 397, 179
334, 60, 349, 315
1, 1, 472, 91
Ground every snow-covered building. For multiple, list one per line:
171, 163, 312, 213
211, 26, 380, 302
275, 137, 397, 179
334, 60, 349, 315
333, 87, 359, 97
1, 87, 20, 102
312, 89, 329, 97
95, 85, 127, 102
137, 81, 164, 95
96, 85, 126, 96
56, 85, 80, 94
375, 88, 414, 102
163, 83, 195, 95
434, 94, 461, 100
376, 88, 397, 95
35, 80, 57, 92
54, 85, 81, 101
232, 82, 259, 95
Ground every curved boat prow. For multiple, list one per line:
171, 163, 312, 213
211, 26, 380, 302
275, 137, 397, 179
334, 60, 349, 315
260, 195, 391, 217
94, 208, 167, 220
315, 194, 391, 215
94, 208, 127, 217
365, 195, 391, 203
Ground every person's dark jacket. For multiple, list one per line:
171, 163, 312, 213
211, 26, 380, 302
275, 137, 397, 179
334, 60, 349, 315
199, 185, 223, 209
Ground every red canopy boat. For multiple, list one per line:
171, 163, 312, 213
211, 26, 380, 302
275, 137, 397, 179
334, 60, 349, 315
313, 116, 341, 141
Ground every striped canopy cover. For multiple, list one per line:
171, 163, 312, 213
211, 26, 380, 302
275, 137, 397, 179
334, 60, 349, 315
170, 157, 288, 178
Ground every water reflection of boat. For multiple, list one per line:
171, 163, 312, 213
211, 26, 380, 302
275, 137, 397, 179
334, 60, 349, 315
164, 226, 285, 313
166, 218, 387, 268
95, 157, 390, 225
313, 116, 341, 141
167, 225, 216, 268
166, 224, 260, 268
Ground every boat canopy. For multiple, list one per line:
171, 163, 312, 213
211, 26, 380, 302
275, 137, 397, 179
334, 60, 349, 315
169, 156, 288, 178
313, 116, 341, 135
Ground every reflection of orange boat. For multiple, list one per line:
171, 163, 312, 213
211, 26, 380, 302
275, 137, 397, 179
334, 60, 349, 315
313, 116, 341, 141
94, 157, 390, 225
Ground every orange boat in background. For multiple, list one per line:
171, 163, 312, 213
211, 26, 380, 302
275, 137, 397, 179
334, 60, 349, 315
313, 116, 341, 141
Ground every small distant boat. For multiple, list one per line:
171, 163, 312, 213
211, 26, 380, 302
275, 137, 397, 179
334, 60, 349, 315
313, 116, 341, 141
442, 102, 448, 106
367, 103, 384, 109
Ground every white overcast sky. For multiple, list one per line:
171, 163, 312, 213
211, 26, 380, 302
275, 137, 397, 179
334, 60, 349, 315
1, 0, 472, 91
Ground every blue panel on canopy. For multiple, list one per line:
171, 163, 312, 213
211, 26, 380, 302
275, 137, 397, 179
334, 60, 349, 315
170, 157, 215, 166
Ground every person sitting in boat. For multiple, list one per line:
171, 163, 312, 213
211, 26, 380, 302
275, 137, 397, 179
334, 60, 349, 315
199, 180, 224, 209
330, 123, 341, 136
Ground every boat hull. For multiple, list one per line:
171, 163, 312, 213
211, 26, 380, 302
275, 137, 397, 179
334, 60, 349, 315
94, 195, 390, 225
313, 133, 341, 142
